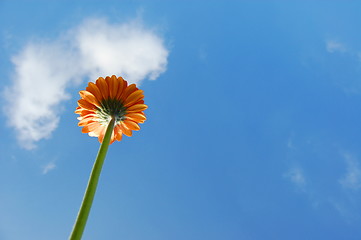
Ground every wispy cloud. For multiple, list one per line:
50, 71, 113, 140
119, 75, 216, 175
284, 166, 306, 190
326, 40, 347, 53
287, 137, 296, 150
339, 153, 361, 190
198, 45, 207, 62
42, 162, 56, 174
3, 17, 169, 149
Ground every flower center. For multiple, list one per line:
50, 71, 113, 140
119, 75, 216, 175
96, 98, 127, 125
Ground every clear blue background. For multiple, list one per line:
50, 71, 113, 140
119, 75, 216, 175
1, 1, 361, 239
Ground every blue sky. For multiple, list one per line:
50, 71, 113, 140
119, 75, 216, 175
1, 1, 361, 239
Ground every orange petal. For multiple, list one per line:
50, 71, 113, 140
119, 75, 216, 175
124, 90, 144, 107
79, 90, 100, 107
86, 82, 103, 102
78, 117, 96, 126
116, 78, 127, 100
87, 121, 102, 132
110, 126, 119, 144
81, 126, 90, 133
109, 130, 116, 144
126, 104, 148, 112
89, 124, 104, 137
120, 122, 132, 137
75, 108, 94, 116
77, 112, 96, 120
114, 125, 123, 141
132, 99, 145, 105
81, 121, 101, 133
115, 132, 123, 141
78, 99, 97, 110
96, 77, 109, 99
123, 119, 140, 130
75, 108, 83, 114
98, 130, 105, 143
126, 113, 146, 123
120, 84, 137, 102
107, 75, 119, 99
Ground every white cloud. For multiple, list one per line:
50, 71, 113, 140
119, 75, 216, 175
74, 18, 168, 82
326, 40, 347, 53
42, 162, 56, 174
284, 166, 306, 190
3, 17, 169, 149
339, 153, 361, 190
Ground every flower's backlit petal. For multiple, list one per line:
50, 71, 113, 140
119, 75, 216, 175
98, 129, 105, 143
109, 131, 116, 144
115, 132, 123, 141
120, 84, 137, 102
127, 104, 148, 112
78, 99, 97, 110
78, 117, 96, 126
79, 91, 100, 107
126, 113, 146, 123
81, 122, 100, 133
89, 123, 104, 137
116, 78, 127, 100
78, 112, 97, 120
134, 100, 145, 105
123, 119, 140, 131
75, 107, 83, 114
96, 77, 109, 99
86, 82, 103, 102
107, 75, 119, 99
75, 108, 94, 115
120, 122, 132, 137
87, 121, 102, 132
114, 125, 123, 142
124, 90, 144, 107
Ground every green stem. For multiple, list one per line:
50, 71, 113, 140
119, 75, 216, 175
69, 117, 115, 240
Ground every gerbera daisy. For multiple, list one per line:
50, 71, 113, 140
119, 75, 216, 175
75, 75, 147, 144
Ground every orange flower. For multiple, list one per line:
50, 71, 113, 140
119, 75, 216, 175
75, 75, 147, 144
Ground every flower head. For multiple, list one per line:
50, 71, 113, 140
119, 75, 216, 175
75, 75, 147, 144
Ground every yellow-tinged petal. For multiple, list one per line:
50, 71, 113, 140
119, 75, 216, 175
87, 121, 102, 132
133, 99, 145, 105
75, 108, 90, 115
86, 82, 103, 102
116, 78, 127, 100
124, 90, 144, 107
127, 104, 148, 112
91, 124, 105, 137
96, 77, 109, 99
98, 129, 105, 143
78, 99, 97, 110
75, 108, 83, 114
79, 90, 100, 107
120, 122, 132, 137
107, 75, 119, 99
82, 122, 101, 133
126, 113, 146, 123
114, 125, 123, 142
120, 84, 137, 102
78, 117, 96, 127
109, 131, 116, 144
115, 132, 123, 141
123, 119, 140, 131
77, 112, 96, 119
